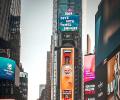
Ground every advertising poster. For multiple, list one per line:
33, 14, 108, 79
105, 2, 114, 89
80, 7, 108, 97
84, 54, 95, 100
107, 51, 120, 100
60, 48, 74, 100
84, 83, 95, 100
59, 15, 79, 32
84, 55, 95, 82
0, 57, 16, 80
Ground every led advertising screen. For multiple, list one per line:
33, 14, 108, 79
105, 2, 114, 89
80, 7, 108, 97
84, 55, 95, 83
95, 0, 120, 66
0, 57, 16, 80
107, 51, 120, 100
84, 84, 95, 95
59, 15, 79, 32
60, 48, 74, 100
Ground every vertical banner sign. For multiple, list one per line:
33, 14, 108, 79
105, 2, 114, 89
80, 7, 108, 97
60, 48, 74, 100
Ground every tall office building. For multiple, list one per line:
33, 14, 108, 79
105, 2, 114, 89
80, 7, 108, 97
0, 0, 21, 65
46, 51, 51, 100
0, 0, 21, 99
95, 0, 120, 99
9, 0, 21, 65
19, 72, 28, 100
0, 0, 11, 49
51, 0, 82, 100
39, 84, 46, 99
87, 34, 91, 54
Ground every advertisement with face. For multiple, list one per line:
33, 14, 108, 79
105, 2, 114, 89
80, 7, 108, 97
0, 57, 16, 80
60, 48, 74, 100
107, 51, 120, 100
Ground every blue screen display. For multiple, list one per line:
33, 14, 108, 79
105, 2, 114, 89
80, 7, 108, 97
0, 57, 16, 80
59, 15, 79, 31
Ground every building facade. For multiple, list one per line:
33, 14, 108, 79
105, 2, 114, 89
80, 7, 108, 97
51, 0, 82, 100
95, 0, 120, 99
46, 51, 51, 100
0, 0, 21, 99
19, 72, 28, 100
39, 84, 46, 99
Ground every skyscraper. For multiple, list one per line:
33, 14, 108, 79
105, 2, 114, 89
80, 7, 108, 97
0, 0, 21, 99
95, 0, 120, 99
46, 51, 51, 100
0, 0, 21, 65
51, 0, 82, 100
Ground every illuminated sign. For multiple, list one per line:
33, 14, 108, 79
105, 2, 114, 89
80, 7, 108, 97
107, 51, 120, 99
84, 55, 95, 82
60, 48, 74, 100
59, 8, 79, 32
85, 84, 95, 95
59, 15, 79, 31
0, 57, 16, 80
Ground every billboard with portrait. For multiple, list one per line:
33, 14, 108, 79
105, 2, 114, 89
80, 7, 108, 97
0, 57, 16, 80
107, 51, 120, 100
60, 48, 74, 100
84, 54, 95, 83
95, 0, 120, 66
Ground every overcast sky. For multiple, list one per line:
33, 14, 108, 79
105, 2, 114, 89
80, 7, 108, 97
20, 0, 100, 100
21, 0, 52, 100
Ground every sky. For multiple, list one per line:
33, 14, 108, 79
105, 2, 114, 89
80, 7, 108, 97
20, 0, 53, 100
20, 0, 100, 100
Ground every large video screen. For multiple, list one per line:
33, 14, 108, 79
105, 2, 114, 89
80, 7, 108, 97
84, 55, 95, 82
59, 15, 79, 32
107, 51, 120, 100
60, 48, 74, 100
0, 57, 16, 80
95, 0, 120, 66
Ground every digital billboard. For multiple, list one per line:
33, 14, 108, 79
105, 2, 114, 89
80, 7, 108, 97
85, 84, 95, 95
60, 48, 74, 100
107, 51, 120, 100
59, 15, 79, 32
84, 55, 95, 82
95, 0, 120, 66
0, 57, 16, 80
96, 51, 120, 100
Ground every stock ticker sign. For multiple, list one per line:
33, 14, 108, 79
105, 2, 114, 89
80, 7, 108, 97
59, 15, 79, 32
